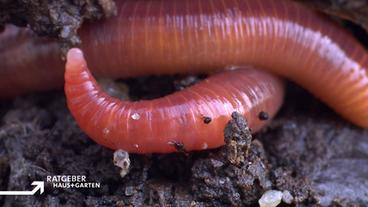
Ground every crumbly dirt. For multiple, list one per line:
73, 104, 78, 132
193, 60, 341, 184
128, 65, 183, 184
0, 79, 368, 207
1, 0, 368, 207
0, 0, 116, 49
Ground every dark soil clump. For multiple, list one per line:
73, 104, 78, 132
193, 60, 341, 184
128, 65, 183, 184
0, 0, 116, 48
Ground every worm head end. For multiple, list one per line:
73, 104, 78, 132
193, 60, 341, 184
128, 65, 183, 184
66, 48, 86, 72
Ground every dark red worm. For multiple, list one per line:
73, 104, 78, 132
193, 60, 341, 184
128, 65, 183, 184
1, 0, 368, 152
78, 0, 368, 128
0, 25, 63, 97
65, 49, 284, 153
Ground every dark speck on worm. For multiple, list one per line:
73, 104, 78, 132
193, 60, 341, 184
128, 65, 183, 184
203, 116, 212, 124
258, 111, 269, 121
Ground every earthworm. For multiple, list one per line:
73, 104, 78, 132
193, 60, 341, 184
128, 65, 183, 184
1, 0, 368, 128
78, 0, 368, 128
0, 25, 63, 97
65, 48, 284, 153
0, 0, 367, 151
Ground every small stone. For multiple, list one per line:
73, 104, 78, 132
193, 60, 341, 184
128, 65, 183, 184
113, 150, 130, 178
282, 190, 293, 204
131, 113, 140, 120
124, 186, 135, 196
259, 190, 283, 207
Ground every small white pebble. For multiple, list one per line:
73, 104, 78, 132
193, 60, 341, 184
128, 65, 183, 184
190, 201, 198, 207
259, 190, 283, 207
202, 143, 208, 149
282, 190, 293, 204
131, 113, 140, 120
113, 149, 130, 178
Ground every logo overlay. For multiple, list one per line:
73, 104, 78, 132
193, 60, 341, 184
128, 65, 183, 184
0, 181, 44, 195
47, 175, 101, 189
0, 175, 101, 196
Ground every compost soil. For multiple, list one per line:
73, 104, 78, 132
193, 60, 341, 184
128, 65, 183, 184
0, 79, 367, 206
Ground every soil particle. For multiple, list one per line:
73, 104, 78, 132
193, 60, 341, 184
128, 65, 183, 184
174, 75, 204, 91
113, 150, 131, 178
191, 113, 271, 206
0, 0, 116, 48
224, 112, 253, 165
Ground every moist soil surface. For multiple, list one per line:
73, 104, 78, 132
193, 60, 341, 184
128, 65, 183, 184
1, 0, 368, 207
0, 80, 368, 207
